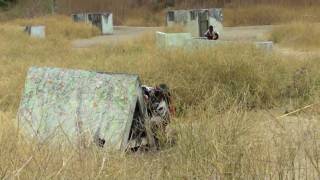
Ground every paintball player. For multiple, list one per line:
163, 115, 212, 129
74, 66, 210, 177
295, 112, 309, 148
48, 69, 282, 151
204, 25, 219, 40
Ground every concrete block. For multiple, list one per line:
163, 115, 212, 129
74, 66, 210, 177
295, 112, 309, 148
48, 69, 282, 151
72, 12, 113, 35
166, 8, 223, 37
156, 31, 192, 48
187, 38, 223, 48
25, 25, 46, 38
255, 41, 274, 51
155, 31, 274, 52
101, 13, 113, 34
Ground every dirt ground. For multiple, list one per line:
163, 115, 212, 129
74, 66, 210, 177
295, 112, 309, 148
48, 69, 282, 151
72, 26, 161, 48
72, 25, 273, 48
72, 24, 320, 60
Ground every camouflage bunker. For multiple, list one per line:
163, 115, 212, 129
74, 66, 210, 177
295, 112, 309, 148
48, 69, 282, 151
166, 8, 223, 37
72, 12, 113, 35
24, 25, 46, 38
17, 67, 147, 150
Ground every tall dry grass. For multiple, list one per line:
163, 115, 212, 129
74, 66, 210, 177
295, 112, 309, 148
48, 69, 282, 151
2, 0, 320, 26
224, 5, 320, 26
0, 16, 320, 178
11, 15, 100, 39
60, 3, 320, 26
270, 22, 320, 50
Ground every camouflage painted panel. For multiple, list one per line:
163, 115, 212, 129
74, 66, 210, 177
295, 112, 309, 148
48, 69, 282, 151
18, 67, 140, 150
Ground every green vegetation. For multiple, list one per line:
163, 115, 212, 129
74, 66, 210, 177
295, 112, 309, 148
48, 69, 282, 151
0, 0, 15, 7
0, 0, 8, 6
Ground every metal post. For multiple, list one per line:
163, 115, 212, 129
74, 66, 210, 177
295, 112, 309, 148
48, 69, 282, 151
51, 0, 56, 14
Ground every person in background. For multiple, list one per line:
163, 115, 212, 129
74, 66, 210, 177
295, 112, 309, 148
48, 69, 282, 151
204, 25, 219, 40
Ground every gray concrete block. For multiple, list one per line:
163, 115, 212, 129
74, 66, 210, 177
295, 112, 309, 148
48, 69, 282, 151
166, 8, 223, 37
72, 12, 113, 35
255, 41, 274, 51
25, 25, 46, 38
156, 31, 192, 48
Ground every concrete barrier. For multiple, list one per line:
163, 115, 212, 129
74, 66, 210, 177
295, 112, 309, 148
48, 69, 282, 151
25, 25, 46, 38
72, 12, 113, 35
255, 41, 274, 51
166, 8, 223, 38
156, 32, 274, 52
186, 38, 225, 48
189, 39, 274, 51
156, 31, 192, 48
156, 32, 228, 49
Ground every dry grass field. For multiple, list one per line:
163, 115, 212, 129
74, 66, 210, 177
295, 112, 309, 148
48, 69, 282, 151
224, 5, 320, 26
270, 22, 320, 50
2, 0, 320, 26
0, 15, 320, 179
1, 0, 320, 178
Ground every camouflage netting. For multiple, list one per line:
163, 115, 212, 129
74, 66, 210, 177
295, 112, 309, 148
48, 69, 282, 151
18, 67, 146, 150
